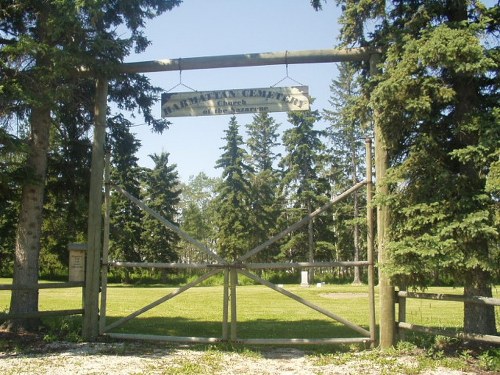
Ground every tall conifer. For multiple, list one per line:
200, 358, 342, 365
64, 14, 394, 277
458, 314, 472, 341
246, 113, 281, 261
0, 0, 181, 331
108, 117, 143, 268
279, 108, 331, 282
323, 62, 368, 284
214, 116, 254, 261
335, 0, 499, 334
141, 152, 181, 266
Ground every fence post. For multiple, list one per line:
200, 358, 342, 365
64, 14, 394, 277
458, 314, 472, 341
366, 138, 376, 347
83, 77, 108, 341
371, 53, 396, 348
230, 268, 238, 341
397, 287, 407, 341
99, 153, 111, 335
222, 269, 230, 340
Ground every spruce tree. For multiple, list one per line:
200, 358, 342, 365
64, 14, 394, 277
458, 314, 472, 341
279, 107, 331, 283
323, 62, 368, 284
41, 114, 92, 276
0, 131, 25, 275
246, 113, 281, 261
336, 0, 499, 334
1, 0, 181, 331
214, 116, 254, 261
108, 116, 144, 271
141, 152, 181, 268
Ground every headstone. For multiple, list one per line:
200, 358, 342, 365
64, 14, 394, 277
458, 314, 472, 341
300, 271, 309, 287
68, 243, 87, 282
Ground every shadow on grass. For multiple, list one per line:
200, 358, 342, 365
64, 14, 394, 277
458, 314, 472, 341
104, 315, 369, 340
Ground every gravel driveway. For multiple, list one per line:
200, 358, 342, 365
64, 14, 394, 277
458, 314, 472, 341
0, 338, 484, 375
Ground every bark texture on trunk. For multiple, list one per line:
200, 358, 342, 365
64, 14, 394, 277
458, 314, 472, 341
6, 106, 51, 332
464, 268, 497, 335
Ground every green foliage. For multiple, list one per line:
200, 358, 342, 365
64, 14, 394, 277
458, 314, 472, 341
141, 152, 181, 264
323, 62, 370, 282
478, 348, 500, 372
109, 117, 144, 264
278, 107, 332, 263
43, 316, 82, 343
214, 116, 254, 261
375, 22, 500, 288
41, 113, 91, 275
0, 0, 182, 329
179, 173, 219, 263
245, 112, 281, 261
0, 130, 27, 275
335, 0, 500, 332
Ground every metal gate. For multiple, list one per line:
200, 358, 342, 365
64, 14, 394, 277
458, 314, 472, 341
98, 140, 376, 346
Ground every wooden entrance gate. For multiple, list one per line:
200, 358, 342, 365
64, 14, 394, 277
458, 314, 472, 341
84, 47, 393, 345
98, 140, 376, 346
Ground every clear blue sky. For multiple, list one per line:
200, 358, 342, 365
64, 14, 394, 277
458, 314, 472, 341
124, 0, 342, 182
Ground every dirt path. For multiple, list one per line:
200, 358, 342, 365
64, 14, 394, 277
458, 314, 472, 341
0, 340, 483, 375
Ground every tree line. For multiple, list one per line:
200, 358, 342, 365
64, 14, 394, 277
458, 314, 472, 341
1, 0, 498, 336
2, 65, 371, 285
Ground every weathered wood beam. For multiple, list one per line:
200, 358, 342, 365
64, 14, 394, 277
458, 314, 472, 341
398, 322, 500, 345
371, 53, 395, 348
0, 282, 84, 290
397, 291, 500, 306
119, 48, 378, 74
83, 78, 108, 341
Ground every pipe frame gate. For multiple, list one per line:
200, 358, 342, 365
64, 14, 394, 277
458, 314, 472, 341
100, 140, 374, 345
83, 48, 390, 345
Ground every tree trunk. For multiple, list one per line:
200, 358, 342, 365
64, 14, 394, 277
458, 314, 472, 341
446, 0, 496, 339
5, 106, 51, 332
463, 268, 497, 335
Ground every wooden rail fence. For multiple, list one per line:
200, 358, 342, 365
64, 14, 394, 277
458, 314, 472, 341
396, 290, 500, 345
0, 282, 84, 321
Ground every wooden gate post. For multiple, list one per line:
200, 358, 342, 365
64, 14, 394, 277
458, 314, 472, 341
230, 268, 238, 341
370, 54, 396, 348
83, 78, 108, 341
222, 269, 230, 340
366, 138, 377, 347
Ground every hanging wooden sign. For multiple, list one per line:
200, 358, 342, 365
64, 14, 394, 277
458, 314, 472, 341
161, 86, 310, 117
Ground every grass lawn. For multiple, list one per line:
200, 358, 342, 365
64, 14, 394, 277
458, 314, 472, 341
1, 277, 499, 341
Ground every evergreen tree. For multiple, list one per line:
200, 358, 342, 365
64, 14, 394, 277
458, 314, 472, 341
41, 114, 92, 276
214, 116, 254, 261
0, 0, 180, 331
246, 113, 281, 261
141, 151, 181, 267
323, 62, 368, 284
336, 0, 499, 334
108, 116, 144, 269
0, 130, 25, 275
278, 107, 331, 282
